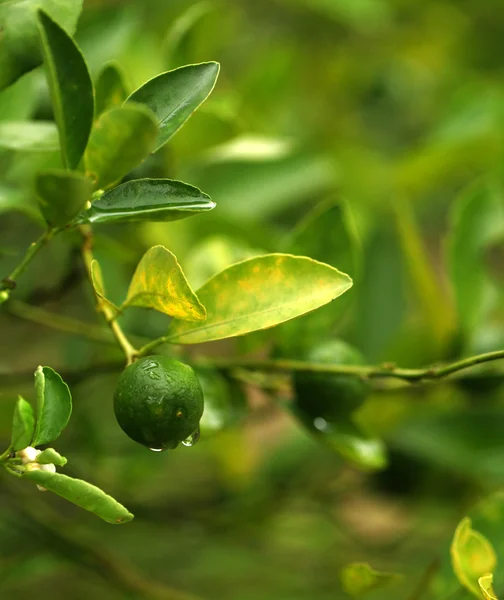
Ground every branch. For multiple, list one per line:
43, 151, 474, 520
0, 229, 55, 304
80, 226, 137, 364
190, 350, 504, 383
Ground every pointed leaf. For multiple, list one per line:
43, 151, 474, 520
24, 470, 133, 524
479, 574, 498, 600
168, 254, 353, 344
0, 0, 83, 90
32, 366, 72, 447
0, 121, 59, 152
11, 396, 35, 452
126, 62, 220, 152
340, 563, 401, 597
95, 62, 128, 116
37, 448, 67, 467
38, 9, 93, 169
36, 169, 93, 227
451, 517, 497, 597
124, 245, 206, 321
84, 104, 158, 190
74, 178, 215, 225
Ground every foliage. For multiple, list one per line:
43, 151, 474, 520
1, 0, 504, 598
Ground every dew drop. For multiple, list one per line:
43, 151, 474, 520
182, 426, 201, 447
149, 447, 164, 452
313, 417, 328, 432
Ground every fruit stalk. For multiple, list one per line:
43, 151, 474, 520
80, 225, 137, 364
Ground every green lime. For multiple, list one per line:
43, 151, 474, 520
293, 340, 369, 423
114, 355, 204, 450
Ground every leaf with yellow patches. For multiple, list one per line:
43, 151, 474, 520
479, 574, 498, 600
167, 253, 352, 344
451, 517, 497, 598
123, 245, 206, 321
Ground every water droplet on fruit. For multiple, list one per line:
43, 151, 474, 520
182, 426, 200, 447
148, 370, 161, 380
149, 447, 164, 452
141, 360, 157, 371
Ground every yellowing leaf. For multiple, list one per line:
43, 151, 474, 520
479, 574, 498, 600
451, 517, 497, 597
124, 245, 206, 321
168, 254, 352, 344
340, 562, 401, 597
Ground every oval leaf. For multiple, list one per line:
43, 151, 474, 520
36, 169, 93, 227
74, 178, 215, 225
0, 121, 59, 152
340, 563, 401, 597
37, 9, 94, 169
32, 366, 72, 447
167, 254, 353, 344
11, 396, 35, 452
479, 574, 498, 600
0, 0, 83, 90
95, 61, 128, 116
124, 245, 206, 321
24, 470, 133, 524
451, 517, 497, 597
37, 447, 67, 466
85, 104, 158, 190
126, 61, 220, 152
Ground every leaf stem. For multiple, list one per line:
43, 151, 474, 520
0, 229, 55, 304
80, 225, 137, 364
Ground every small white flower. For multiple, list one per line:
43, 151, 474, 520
18, 447, 41, 463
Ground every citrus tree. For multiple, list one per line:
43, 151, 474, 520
1, 1, 504, 599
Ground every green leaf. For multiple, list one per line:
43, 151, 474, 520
479, 574, 498, 599
89, 259, 120, 313
0, 73, 38, 121
0, 184, 40, 220
126, 62, 220, 152
11, 396, 35, 452
37, 447, 67, 467
23, 470, 133, 524
32, 366, 72, 447
167, 254, 353, 344
73, 178, 215, 225
0, 0, 83, 90
36, 169, 93, 227
451, 517, 497, 598
84, 104, 158, 190
0, 121, 59, 152
95, 61, 128, 116
448, 182, 504, 337
278, 199, 361, 354
340, 563, 401, 597
37, 9, 94, 169
123, 245, 206, 321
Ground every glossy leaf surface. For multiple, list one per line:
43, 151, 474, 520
38, 9, 93, 169
127, 62, 219, 152
32, 366, 72, 447
74, 178, 215, 225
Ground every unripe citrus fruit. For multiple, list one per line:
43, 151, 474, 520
114, 355, 204, 450
294, 340, 369, 423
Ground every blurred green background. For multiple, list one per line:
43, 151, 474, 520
1, 0, 504, 598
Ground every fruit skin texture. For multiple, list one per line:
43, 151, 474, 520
293, 340, 369, 423
114, 355, 204, 450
